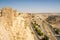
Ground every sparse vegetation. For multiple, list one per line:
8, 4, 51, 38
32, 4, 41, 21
54, 28, 60, 34
42, 35, 49, 40
46, 15, 60, 24
31, 21, 49, 40
31, 21, 43, 36
46, 15, 56, 24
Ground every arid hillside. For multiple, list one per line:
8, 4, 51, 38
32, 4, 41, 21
33, 13, 60, 28
0, 8, 35, 40
0, 8, 60, 40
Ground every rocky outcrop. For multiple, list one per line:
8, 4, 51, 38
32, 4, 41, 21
0, 8, 35, 40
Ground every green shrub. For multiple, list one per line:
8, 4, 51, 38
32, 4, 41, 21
32, 22, 43, 36
55, 28, 60, 34
42, 35, 49, 40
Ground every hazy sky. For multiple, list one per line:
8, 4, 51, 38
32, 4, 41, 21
0, 0, 60, 13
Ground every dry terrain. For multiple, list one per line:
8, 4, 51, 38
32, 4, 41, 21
0, 8, 35, 40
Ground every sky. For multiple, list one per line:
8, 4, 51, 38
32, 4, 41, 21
0, 0, 60, 13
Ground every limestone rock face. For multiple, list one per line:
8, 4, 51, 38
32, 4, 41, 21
0, 8, 35, 40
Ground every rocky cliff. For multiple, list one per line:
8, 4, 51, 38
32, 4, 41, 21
0, 8, 35, 40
